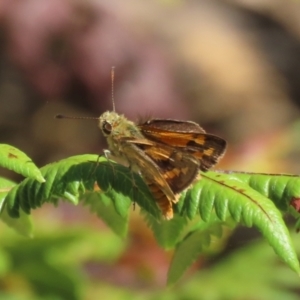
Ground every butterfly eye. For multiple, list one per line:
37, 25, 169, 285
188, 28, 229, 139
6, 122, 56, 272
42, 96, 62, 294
102, 121, 112, 135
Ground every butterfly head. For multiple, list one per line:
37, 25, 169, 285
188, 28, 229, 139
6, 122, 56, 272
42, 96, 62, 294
98, 111, 121, 137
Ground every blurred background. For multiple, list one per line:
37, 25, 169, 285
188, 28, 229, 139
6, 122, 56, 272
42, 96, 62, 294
1, 0, 300, 299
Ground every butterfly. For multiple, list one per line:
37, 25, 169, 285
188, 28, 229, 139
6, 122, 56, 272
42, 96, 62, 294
98, 112, 227, 219
57, 67, 227, 219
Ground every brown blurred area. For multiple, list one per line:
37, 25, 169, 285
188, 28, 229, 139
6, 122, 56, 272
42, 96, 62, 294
1, 0, 300, 171
1, 0, 300, 289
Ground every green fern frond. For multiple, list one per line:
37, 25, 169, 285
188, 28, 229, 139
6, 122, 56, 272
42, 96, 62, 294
1, 152, 300, 282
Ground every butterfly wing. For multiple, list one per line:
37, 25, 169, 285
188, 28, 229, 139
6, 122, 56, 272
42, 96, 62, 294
132, 141, 199, 194
119, 137, 200, 216
118, 139, 176, 199
117, 139, 178, 219
140, 119, 206, 133
139, 119, 227, 171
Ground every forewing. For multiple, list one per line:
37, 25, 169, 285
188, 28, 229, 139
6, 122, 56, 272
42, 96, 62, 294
140, 119, 205, 133
139, 119, 227, 171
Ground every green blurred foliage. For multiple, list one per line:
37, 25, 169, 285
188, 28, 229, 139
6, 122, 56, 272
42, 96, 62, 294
0, 221, 299, 300
0, 223, 126, 300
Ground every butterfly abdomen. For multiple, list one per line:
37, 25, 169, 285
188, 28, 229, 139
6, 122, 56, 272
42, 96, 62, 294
145, 179, 173, 220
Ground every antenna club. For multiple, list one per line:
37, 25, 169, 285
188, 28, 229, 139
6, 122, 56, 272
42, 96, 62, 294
55, 114, 65, 119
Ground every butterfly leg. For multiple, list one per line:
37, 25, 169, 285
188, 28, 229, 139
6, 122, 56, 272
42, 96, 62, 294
102, 149, 117, 177
87, 154, 101, 178
127, 164, 139, 211
87, 154, 109, 192
88, 150, 115, 178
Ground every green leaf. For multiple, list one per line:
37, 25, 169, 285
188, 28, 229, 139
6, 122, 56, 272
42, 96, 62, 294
0, 144, 45, 182
2, 154, 300, 277
83, 192, 129, 238
4, 154, 160, 220
0, 177, 16, 209
180, 171, 300, 274
224, 171, 300, 212
167, 216, 228, 285
180, 187, 200, 219
143, 213, 189, 249
0, 177, 33, 237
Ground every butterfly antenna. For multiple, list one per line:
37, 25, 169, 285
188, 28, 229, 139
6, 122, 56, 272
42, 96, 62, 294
111, 66, 116, 112
55, 114, 98, 120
